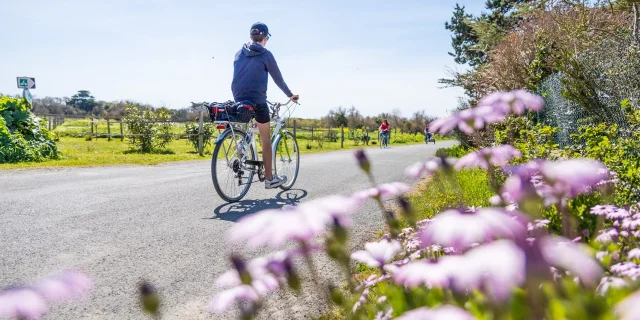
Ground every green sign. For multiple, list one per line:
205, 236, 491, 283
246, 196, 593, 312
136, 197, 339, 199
17, 77, 36, 89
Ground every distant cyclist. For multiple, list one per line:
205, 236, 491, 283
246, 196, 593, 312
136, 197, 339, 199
379, 120, 390, 145
231, 22, 299, 189
424, 125, 432, 143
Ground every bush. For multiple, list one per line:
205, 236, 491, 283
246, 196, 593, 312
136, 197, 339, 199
184, 122, 216, 153
389, 132, 424, 144
435, 144, 472, 158
494, 115, 562, 164
565, 109, 640, 204
0, 96, 58, 163
123, 104, 173, 153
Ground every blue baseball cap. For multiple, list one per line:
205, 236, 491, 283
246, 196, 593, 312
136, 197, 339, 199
250, 22, 271, 38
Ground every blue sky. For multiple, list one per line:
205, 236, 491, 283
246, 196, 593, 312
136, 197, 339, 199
1, 0, 485, 119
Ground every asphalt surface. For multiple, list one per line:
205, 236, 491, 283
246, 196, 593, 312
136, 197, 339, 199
0, 141, 455, 319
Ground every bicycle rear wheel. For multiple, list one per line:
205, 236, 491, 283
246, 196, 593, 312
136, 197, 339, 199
211, 129, 255, 202
273, 131, 300, 190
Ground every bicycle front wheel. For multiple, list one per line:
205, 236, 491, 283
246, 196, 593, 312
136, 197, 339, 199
273, 131, 300, 190
211, 129, 255, 202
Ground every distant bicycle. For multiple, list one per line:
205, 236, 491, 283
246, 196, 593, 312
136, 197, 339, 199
198, 99, 300, 202
379, 131, 389, 149
425, 133, 435, 144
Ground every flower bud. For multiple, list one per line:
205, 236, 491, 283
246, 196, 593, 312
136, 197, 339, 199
333, 217, 348, 245
398, 196, 416, 226
355, 149, 371, 174
385, 211, 401, 239
328, 285, 344, 305
231, 254, 252, 285
139, 281, 161, 316
284, 259, 301, 292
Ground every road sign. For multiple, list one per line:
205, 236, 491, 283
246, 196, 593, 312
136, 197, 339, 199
23, 88, 33, 105
17, 77, 36, 89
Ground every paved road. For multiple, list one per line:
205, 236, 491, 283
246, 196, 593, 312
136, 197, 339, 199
0, 141, 455, 319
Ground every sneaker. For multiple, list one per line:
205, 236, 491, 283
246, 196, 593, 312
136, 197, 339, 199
265, 175, 287, 189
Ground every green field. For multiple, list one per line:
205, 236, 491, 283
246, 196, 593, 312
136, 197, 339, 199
50, 118, 187, 137
0, 117, 443, 169
0, 130, 437, 169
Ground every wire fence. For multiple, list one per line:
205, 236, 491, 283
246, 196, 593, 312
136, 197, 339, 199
537, 72, 631, 147
537, 36, 640, 147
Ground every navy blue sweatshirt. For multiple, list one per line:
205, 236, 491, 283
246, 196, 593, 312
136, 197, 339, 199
231, 42, 292, 104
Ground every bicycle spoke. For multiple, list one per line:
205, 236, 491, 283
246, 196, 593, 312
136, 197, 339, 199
212, 131, 254, 202
274, 132, 299, 190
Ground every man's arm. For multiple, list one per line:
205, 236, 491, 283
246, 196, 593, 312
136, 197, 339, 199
264, 51, 293, 97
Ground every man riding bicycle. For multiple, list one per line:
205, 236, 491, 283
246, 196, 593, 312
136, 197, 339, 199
424, 125, 432, 142
231, 22, 299, 189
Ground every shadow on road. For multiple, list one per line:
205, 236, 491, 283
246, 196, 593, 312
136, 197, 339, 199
208, 189, 308, 222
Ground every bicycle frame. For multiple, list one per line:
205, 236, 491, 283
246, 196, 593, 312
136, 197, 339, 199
213, 100, 296, 175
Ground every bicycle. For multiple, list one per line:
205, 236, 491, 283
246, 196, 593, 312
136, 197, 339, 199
425, 133, 435, 144
379, 131, 389, 149
203, 99, 300, 202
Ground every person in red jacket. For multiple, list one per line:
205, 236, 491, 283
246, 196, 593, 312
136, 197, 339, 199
379, 120, 390, 144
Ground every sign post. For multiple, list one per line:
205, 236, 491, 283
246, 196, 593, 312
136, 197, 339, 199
23, 88, 33, 105
17, 77, 36, 107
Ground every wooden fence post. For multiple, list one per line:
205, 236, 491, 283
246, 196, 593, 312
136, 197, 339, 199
90, 118, 94, 138
341, 125, 345, 148
107, 119, 111, 141
311, 126, 314, 140
293, 120, 297, 137
198, 110, 204, 156
119, 119, 124, 141
47, 116, 52, 131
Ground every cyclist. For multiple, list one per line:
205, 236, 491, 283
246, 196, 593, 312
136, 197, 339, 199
424, 125, 432, 143
379, 120, 390, 146
231, 22, 299, 189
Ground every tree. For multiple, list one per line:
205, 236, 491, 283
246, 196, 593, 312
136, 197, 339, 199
67, 90, 98, 113
390, 109, 403, 129
32, 97, 78, 115
346, 106, 363, 129
325, 107, 348, 127
411, 110, 434, 132
445, 1, 537, 68
445, 4, 486, 67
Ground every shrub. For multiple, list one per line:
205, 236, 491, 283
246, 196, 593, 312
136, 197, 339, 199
435, 144, 472, 158
494, 115, 562, 164
184, 122, 216, 153
123, 104, 173, 153
0, 96, 58, 163
566, 117, 640, 205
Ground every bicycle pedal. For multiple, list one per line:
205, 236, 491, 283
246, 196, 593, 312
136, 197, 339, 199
245, 160, 264, 167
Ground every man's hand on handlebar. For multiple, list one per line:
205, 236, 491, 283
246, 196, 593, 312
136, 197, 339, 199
290, 94, 300, 102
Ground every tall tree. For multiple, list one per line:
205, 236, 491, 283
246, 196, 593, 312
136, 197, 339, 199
445, 1, 536, 68
67, 90, 98, 113
445, 4, 486, 67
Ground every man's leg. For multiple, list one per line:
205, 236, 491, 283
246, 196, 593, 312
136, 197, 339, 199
254, 103, 286, 188
257, 121, 273, 180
